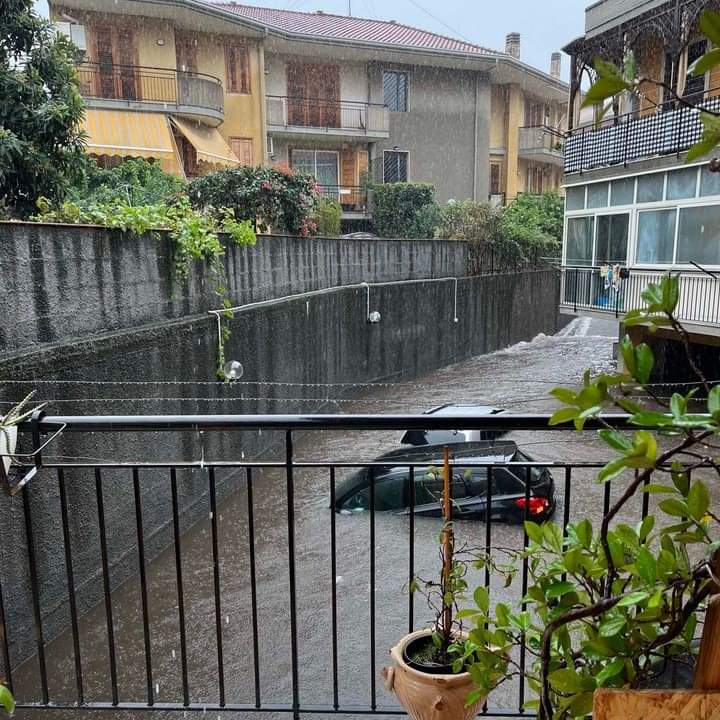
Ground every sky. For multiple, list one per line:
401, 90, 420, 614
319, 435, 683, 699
36, 0, 587, 81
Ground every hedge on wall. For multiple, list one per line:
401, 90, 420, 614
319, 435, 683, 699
371, 182, 439, 239
188, 165, 320, 236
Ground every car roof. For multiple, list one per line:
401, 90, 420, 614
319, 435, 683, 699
424, 404, 505, 417
375, 441, 519, 464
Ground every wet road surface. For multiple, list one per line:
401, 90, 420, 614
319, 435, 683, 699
15, 317, 640, 718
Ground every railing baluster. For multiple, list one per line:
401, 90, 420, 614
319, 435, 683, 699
95, 468, 118, 706
58, 468, 84, 705
246, 468, 261, 708
170, 468, 190, 706
330, 468, 339, 710
0, 564, 12, 696
23, 485, 49, 704
209, 468, 225, 706
369, 466, 376, 711
518, 467, 532, 712
132, 468, 153, 706
408, 466, 415, 634
285, 432, 300, 720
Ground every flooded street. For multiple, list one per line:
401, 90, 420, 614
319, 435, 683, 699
15, 317, 629, 718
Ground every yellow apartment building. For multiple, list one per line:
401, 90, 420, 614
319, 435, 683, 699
51, 1, 567, 214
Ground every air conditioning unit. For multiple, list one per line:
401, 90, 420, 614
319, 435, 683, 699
266, 135, 274, 157
53, 22, 87, 53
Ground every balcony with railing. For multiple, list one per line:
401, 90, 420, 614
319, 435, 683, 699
318, 185, 370, 217
564, 88, 720, 175
76, 62, 225, 125
518, 125, 565, 167
0, 411, 657, 718
266, 96, 390, 139
560, 266, 720, 326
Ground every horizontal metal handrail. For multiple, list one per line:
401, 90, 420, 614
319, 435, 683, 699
268, 94, 387, 109
21, 413, 631, 433
77, 60, 222, 85
75, 61, 224, 114
0, 410, 700, 720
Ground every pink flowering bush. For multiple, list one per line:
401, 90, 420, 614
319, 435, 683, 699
188, 165, 319, 235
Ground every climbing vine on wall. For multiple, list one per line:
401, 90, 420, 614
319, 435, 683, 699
33, 197, 256, 377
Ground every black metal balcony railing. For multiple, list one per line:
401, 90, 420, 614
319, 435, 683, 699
561, 266, 720, 324
76, 61, 224, 115
0, 412, 662, 719
266, 96, 390, 134
318, 185, 369, 213
565, 87, 720, 174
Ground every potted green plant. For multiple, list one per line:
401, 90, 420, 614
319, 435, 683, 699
382, 448, 494, 720
0, 684, 14, 716
0, 392, 46, 483
456, 274, 720, 719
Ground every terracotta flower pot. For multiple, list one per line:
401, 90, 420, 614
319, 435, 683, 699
382, 629, 486, 720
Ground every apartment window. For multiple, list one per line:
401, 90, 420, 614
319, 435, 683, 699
610, 178, 635, 206
490, 163, 501, 195
667, 167, 697, 200
595, 214, 629, 264
683, 39, 707, 103
678, 205, 720, 265
637, 173, 664, 203
700, 165, 720, 196
565, 186, 585, 211
225, 44, 250, 94
565, 217, 594, 266
231, 137, 253, 166
291, 149, 339, 188
383, 71, 408, 112
636, 210, 676, 265
383, 151, 408, 183
586, 182, 608, 209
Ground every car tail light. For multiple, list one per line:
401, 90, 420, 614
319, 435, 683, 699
515, 496, 549, 516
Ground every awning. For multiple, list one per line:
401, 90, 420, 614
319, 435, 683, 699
170, 116, 239, 166
82, 109, 177, 162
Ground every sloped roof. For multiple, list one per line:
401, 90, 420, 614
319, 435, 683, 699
214, 2, 497, 55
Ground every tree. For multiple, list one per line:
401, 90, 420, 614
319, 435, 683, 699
0, 0, 86, 217
500, 191, 563, 261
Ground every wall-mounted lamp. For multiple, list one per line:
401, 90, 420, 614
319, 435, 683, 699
157, 38, 165, 46
361, 282, 382, 324
223, 360, 244, 381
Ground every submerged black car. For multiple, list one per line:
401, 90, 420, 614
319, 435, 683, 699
334, 441, 555, 523
399, 403, 508, 447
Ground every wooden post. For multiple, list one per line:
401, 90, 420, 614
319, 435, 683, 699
694, 551, 720, 691
441, 446, 453, 644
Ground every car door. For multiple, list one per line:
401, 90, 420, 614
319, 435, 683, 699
411, 466, 483, 517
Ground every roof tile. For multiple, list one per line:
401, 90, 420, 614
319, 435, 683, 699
212, 2, 498, 55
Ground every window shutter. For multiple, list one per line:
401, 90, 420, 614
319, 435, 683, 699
225, 45, 237, 93
231, 137, 253, 165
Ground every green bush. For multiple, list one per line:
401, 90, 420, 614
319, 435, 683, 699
313, 196, 342, 236
70, 157, 186, 206
188, 165, 320, 236
501, 191, 563, 259
371, 182, 439, 238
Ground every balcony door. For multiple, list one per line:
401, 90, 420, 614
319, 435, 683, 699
291, 149, 339, 197
94, 26, 137, 101
175, 33, 198, 106
287, 63, 340, 128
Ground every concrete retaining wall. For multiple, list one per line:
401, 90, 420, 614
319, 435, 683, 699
0, 222, 559, 672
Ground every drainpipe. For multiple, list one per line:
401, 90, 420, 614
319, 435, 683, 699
258, 31, 268, 164
473, 73, 480, 202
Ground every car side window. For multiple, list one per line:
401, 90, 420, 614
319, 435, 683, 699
340, 473, 408, 512
414, 468, 444, 505
492, 467, 524, 494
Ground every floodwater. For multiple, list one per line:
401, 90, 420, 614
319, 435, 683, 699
14, 317, 635, 718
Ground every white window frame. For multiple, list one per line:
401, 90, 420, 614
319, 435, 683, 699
290, 149, 340, 188
382, 149, 409, 183
563, 163, 720, 271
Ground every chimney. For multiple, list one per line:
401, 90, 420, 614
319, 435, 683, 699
550, 52, 562, 79
505, 32, 521, 60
